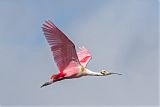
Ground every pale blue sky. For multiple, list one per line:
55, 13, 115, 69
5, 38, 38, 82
0, 0, 158, 106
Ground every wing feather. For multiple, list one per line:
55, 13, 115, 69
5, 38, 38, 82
42, 20, 80, 71
77, 47, 92, 67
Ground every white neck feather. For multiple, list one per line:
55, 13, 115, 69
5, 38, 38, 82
85, 68, 103, 76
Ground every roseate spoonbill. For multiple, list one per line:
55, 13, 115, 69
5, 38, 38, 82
41, 20, 122, 88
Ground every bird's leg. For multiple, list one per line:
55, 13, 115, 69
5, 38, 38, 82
40, 79, 53, 88
41, 72, 67, 88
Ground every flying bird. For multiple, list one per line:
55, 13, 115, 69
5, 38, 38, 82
41, 20, 122, 88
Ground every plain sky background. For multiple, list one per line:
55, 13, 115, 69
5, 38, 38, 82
0, 0, 158, 107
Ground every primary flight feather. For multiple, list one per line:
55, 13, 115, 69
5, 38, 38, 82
41, 20, 122, 88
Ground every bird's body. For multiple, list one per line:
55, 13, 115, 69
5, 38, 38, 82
41, 20, 121, 88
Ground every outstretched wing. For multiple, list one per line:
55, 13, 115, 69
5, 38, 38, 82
77, 46, 92, 67
42, 20, 80, 71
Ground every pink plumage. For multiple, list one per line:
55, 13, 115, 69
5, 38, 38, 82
41, 20, 122, 88
77, 47, 92, 67
42, 20, 80, 72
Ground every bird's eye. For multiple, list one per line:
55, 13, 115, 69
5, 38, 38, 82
100, 70, 107, 75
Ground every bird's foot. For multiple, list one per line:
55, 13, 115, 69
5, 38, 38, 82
40, 81, 52, 88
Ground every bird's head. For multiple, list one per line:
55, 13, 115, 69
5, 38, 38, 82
100, 70, 110, 75
100, 69, 122, 76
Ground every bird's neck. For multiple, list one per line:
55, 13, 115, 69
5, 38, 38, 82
85, 68, 103, 76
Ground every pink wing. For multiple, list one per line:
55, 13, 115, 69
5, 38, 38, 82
77, 47, 92, 67
42, 20, 80, 72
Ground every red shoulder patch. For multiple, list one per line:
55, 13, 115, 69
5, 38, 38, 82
80, 56, 91, 63
51, 72, 66, 80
